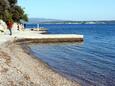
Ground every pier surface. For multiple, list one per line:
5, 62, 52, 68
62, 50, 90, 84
0, 31, 83, 45
13, 31, 84, 43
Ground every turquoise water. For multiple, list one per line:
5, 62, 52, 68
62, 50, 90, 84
29, 24, 115, 86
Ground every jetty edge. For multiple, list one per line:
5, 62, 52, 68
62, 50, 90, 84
0, 32, 82, 86
13, 32, 84, 43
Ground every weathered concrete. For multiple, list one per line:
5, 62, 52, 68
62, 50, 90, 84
12, 31, 84, 43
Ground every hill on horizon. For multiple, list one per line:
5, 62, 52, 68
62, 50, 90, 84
25, 18, 62, 23
23, 18, 115, 24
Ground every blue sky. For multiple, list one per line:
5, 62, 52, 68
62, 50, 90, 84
18, 0, 115, 21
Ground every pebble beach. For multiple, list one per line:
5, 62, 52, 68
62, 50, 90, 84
0, 30, 80, 86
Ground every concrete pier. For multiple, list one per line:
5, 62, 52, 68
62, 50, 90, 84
13, 32, 84, 43
0, 31, 83, 45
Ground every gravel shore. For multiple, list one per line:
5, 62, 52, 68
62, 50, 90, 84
0, 39, 80, 86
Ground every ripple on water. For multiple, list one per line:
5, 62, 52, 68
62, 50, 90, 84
29, 24, 115, 86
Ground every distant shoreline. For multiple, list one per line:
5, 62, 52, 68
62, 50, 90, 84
26, 18, 115, 24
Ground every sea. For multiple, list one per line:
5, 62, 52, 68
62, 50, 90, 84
28, 24, 115, 86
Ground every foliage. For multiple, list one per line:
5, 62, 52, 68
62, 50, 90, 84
8, 0, 17, 6
0, 0, 28, 23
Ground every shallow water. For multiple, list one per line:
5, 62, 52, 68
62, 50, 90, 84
29, 24, 115, 86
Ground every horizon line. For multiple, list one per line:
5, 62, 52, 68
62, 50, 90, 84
28, 17, 115, 21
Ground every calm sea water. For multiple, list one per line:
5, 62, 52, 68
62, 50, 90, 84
29, 24, 115, 86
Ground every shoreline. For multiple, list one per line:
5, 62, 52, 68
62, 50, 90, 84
21, 42, 82, 84
0, 36, 80, 86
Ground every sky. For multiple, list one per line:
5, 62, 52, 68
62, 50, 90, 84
18, 0, 115, 21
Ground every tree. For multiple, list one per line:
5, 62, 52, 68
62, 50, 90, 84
0, 0, 10, 21
0, 0, 28, 23
8, 0, 17, 6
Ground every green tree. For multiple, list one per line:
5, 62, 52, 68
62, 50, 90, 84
8, 0, 17, 6
0, 0, 28, 23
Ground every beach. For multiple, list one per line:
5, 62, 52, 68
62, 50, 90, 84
0, 31, 80, 86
